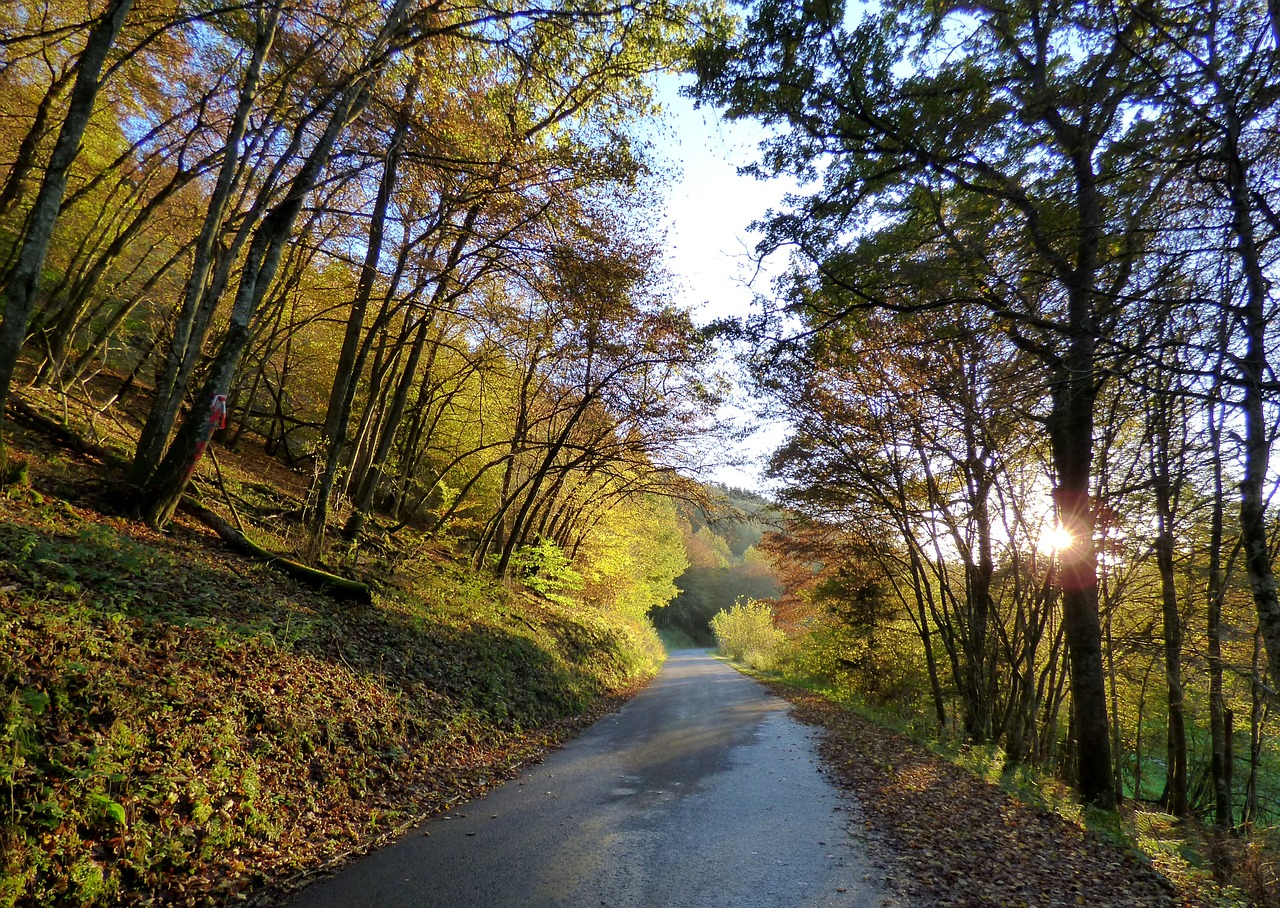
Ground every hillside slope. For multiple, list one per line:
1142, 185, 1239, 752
0, 417, 662, 907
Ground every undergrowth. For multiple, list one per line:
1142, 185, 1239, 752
0, 458, 662, 907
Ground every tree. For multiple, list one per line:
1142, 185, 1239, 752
1138, 0, 1280, 720
128, 0, 283, 485
0, 0, 134, 447
135, 0, 423, 526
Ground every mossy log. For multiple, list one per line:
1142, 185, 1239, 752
181, 497, 372, 604
7, 394, 128, 468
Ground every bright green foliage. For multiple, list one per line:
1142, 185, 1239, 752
710, 599, 788, 670
654, 486, 783, 644
789, 615, 934, 715
579, 495, 688, 622
510, 537, 585, 605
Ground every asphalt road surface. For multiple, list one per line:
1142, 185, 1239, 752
287, 650, 905, 908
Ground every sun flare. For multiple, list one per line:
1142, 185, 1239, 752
1039, 523, 1074, 554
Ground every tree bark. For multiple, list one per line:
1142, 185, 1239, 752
1155, 518, 1187, 815
1243, 630, 1266, 826
0, 66, 76, 222
1151, 389, 1187, 816
1227, 143, 1280, 706
1207, 312, 1233, 829
1048, 332, 1114, 808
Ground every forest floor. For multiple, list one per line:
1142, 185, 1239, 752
767, 685, 1279, 908
0, 392, 663, 908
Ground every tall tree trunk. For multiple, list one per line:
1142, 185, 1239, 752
1243, 629, 1267, 827
1103, 570, 1123, 805
1151, 393, 1187, 816
963, 476, 995, 742
1228, 160, 1280, 705
344, 316, 440, 540
0, 0, 134, 441
1215, 46, 1280, 713
1207, 327, 1233, 830
138, 78, 371, 526
909, 553, 948, 730
130, 1, 280, 483
1155, 514, 1187, 815
305, 63, 420, 554
0, 66, 76, 221
1039, 105, 1116, 804
1048, 331, 1114, 808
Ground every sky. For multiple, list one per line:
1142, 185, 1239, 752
649, 75, 781, 325
645, 74, 793, 491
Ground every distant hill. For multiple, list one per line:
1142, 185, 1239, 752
651, 483, 783, 645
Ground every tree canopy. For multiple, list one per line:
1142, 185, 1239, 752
694, 0, 1280, 813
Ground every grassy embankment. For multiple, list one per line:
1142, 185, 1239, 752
0, 411, 664, 907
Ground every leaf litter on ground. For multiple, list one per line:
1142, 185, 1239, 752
0, 414, 659, 908
773, 687, 1200, 908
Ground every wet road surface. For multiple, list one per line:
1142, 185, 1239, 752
287, 650, 905, 908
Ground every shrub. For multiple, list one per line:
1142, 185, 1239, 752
710, 599, 787, 670
509, 538, 583, 605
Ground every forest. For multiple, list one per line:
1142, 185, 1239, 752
650, 485, 781, 646
0, 0, 718, 901
693, 0, 1280, 829
2, 0, 1280, 903
0, 0, 723, 575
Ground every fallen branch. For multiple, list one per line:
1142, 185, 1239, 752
6, 393, 128, 468
206, 445, 247, 535
180, 497, 373, 604
7, 392, 372, 603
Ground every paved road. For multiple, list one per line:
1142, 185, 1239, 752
287, 650, 903, 908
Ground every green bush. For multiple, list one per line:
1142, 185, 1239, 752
509, 538, 583, 605
710, 599, 787, 670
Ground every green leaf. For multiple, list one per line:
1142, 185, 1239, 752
34, 801, 66, 827
20, 689, 49, 715
89, 793, 128, 826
